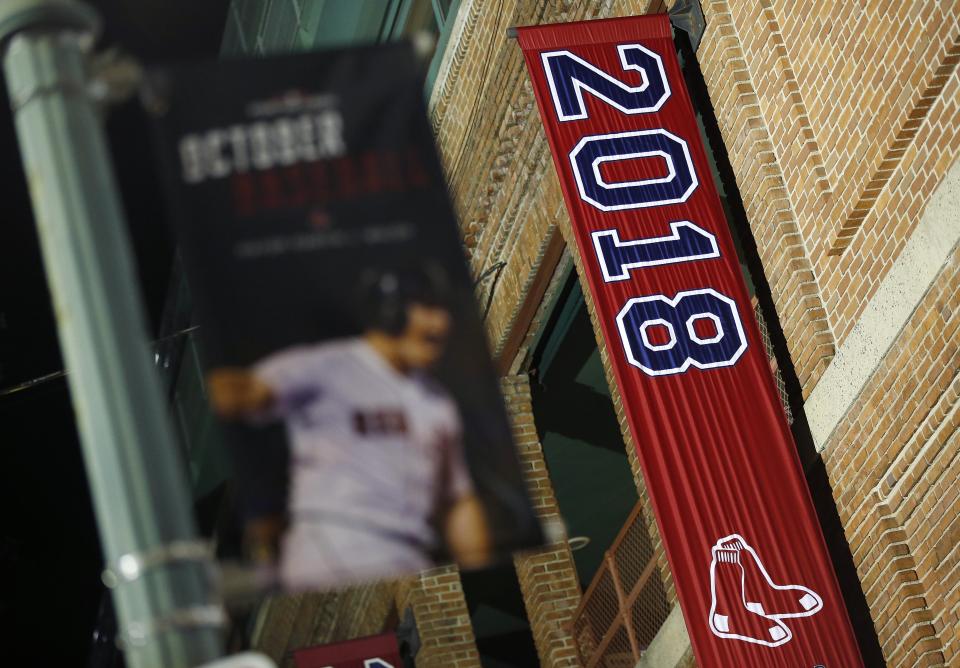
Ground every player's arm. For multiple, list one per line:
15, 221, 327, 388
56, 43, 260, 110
439, 407, 493, 568
206, 367, 275, 419
208, 345, 327, 420
445, 493, 493, 569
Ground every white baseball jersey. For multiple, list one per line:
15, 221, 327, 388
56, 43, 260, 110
253, 338, 472, 555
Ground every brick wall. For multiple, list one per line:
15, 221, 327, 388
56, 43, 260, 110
817, 243, 960, 666
503, 374, 582, 667
395, 565, 482, 668
713, 0, 960, 355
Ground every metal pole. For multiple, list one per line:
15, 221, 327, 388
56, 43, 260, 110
0, 1, 225, 666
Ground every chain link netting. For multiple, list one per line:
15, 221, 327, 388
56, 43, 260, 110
752, 298, 794, 425
572, 503, 672, 667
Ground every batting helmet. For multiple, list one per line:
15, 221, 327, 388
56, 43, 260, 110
357, 263, 452, 335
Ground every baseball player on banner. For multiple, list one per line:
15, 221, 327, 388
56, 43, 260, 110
207, 264, 493, 590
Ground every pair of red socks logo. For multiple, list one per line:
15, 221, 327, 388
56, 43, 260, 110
708, 534, 823, 647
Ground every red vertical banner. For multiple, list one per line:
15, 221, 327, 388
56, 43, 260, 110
518, 15, 863, 667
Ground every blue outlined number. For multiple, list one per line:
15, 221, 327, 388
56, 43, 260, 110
616, 289, 747, 376
363, 660, 395, 668
540, 40, 748, 377
542, 44, 670, 120
592, 221, 719, 282
570, 130, 698, 211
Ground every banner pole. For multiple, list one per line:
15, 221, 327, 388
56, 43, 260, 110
0, 2, 225, 666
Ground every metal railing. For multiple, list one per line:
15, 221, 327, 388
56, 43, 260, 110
570, 502, 671, 668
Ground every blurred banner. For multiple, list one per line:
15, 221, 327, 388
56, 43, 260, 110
146, 43, 542, 593
517, 15, 863, 667
294, 633, 400, 668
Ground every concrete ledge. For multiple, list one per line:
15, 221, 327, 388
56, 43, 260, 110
636, 604, 691, 668
805, 158, 960, 450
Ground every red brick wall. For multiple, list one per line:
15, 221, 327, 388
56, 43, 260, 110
396, 566, 482, 668
503, 374, 582, 667
718, 0, 960, 349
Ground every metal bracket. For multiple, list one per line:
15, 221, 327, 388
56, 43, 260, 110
88, 47, 144, 108
101, 539, 214, 588
0, 0, 99, 50
118, 605, 228, 650
105, 541, 225, 650
668, 0, 707, 52
5, 38, 143, 113
506, 4, 705, 49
